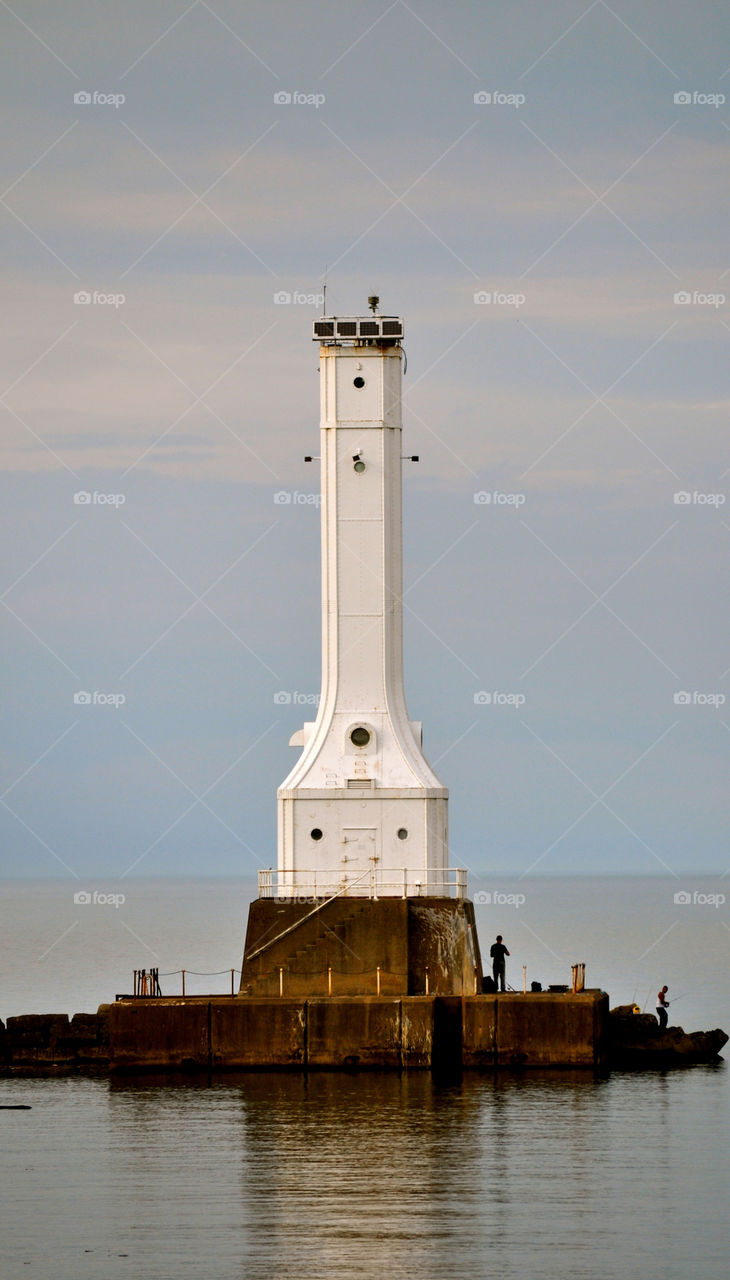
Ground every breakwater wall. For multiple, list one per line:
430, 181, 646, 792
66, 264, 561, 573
0, 992, 609, 1073
0, 1011, 111, 1073
112, 990, 609, 1070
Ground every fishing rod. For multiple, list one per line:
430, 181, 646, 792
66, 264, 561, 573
641, 988, 687, 1012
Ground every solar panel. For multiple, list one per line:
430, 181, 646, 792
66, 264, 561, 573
313, 317, 403, 342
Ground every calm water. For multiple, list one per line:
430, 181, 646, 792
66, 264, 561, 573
1, 1069, 728, 1279
1, 877, 728, 1277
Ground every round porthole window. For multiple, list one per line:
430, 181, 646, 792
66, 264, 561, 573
353, 376, 365, 388
350, 726, 370, 747
397, 827, 408, 840
310, 828, 323, 841
353, 459, 366, 473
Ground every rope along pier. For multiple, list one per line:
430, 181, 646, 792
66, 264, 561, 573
129, 964, 484, 998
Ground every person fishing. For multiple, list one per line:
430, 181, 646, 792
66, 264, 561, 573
490, 935, 510, 992
656, 985, 670, 1030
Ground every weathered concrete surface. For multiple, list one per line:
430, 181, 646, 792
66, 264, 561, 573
109, 997, 413, 1071
109, 1000, 212, 1071
106, 991, 608, 1072
408, 901, 482, 996
241, 898, 408, 997
240, 897, 482, 997
400, 997, 433, 1068
307, 999, 402, 1069
462, 992, 609, 1068
0, 1009, 110, 1073
608, 1008, 728, 1068
460, 995, 496, 1069
110, 998, 309, 1071
210, 1000, 306, 1069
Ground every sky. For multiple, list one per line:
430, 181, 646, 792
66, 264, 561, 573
0, 0, 728, 890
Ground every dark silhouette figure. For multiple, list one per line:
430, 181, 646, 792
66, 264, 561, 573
490, 935, 510, 992
656, 985, 670, 1030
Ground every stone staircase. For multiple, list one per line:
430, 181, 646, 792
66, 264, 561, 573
241, 899, 373, 997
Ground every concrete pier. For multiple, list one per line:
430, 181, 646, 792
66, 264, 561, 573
462, 992, 609, 1068
7, 994, 727, 1074
106, 991, 609, 1072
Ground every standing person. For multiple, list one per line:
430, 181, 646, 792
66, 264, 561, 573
656, 985, 670, 1030
490, 935, 510, 992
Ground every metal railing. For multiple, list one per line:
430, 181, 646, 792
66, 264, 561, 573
126, 963, 488, 999
246, 869, 372, 964
258, 867, 467, 901
129, 968, 240, 998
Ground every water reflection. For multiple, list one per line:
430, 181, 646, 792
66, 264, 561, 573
56, 1067, 726, 1280
229, 1071, 609, 1279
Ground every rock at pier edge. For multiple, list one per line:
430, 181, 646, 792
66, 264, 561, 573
608, 1006, 728, 1068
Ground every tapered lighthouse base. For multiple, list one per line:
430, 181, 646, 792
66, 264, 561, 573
240, 897, 483, 998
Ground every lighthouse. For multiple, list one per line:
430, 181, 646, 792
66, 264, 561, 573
243, 308, 478, 999
276, 307, 457, 900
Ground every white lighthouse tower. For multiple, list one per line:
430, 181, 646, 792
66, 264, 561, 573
276, 306, 460, 900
